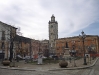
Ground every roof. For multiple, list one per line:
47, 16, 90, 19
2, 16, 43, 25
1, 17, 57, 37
14, 35, 31, 43
51, 14, 55, 18
56, 35, 99, 40
0, 21, 17, 29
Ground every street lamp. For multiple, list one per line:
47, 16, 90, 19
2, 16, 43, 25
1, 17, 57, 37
79, 31, 87, 65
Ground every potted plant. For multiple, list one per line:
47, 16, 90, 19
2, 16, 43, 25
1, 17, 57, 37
59, 60, 68, 68
2, 58, 10, 66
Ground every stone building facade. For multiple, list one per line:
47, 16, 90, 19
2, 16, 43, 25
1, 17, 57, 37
0, 20, 49, 60
14, 35, 31, 58
40, 40, 49, 57
31, 40, 40, 59
49, 15, 58, 55
0, 21, 32, 61
30, 39, 49, 60
55, 35, 99, 57
0, 21, 17, 59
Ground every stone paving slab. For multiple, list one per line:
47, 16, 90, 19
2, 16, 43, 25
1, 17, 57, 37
0, 57, 98, 71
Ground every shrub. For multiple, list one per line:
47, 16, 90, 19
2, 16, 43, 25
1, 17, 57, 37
2, 59, 10, 66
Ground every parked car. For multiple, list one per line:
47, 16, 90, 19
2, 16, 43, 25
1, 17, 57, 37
24, 56, 33, 60
17, 55, 23, 60
42, 56, 47, 59
24, 56, 33, 62
25, 56, 30, 59
52, 55, 59, 60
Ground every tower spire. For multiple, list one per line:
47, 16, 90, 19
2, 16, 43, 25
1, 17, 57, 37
51, 14, 55, 22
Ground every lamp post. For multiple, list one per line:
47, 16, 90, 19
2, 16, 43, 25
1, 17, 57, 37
79, 31, 87, 65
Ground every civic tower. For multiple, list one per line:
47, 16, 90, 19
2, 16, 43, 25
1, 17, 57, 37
48, 15, 58, 55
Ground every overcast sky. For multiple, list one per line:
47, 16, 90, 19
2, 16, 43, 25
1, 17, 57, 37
0, 0, 99, 40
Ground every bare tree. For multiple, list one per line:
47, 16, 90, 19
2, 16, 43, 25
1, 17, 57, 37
16, 27, 22, 36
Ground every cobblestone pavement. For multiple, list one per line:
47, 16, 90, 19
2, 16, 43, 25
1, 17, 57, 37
3, 57, 95, 71
0, 68, 92, 75
91, 58, 99, 75
0, 58, 99, 75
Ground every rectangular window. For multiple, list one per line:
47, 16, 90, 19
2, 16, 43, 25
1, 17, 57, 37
1, 42, 5, 49
1, 31, 5, 40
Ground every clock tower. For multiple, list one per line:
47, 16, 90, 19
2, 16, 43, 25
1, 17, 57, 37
48, 15, 58, 55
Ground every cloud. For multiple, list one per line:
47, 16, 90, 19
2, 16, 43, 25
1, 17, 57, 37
0, 0, 99, 39
51, 0, 99, 36
39, 0, 99, 36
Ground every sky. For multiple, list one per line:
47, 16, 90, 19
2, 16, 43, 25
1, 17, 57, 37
0, 0, 99, 40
